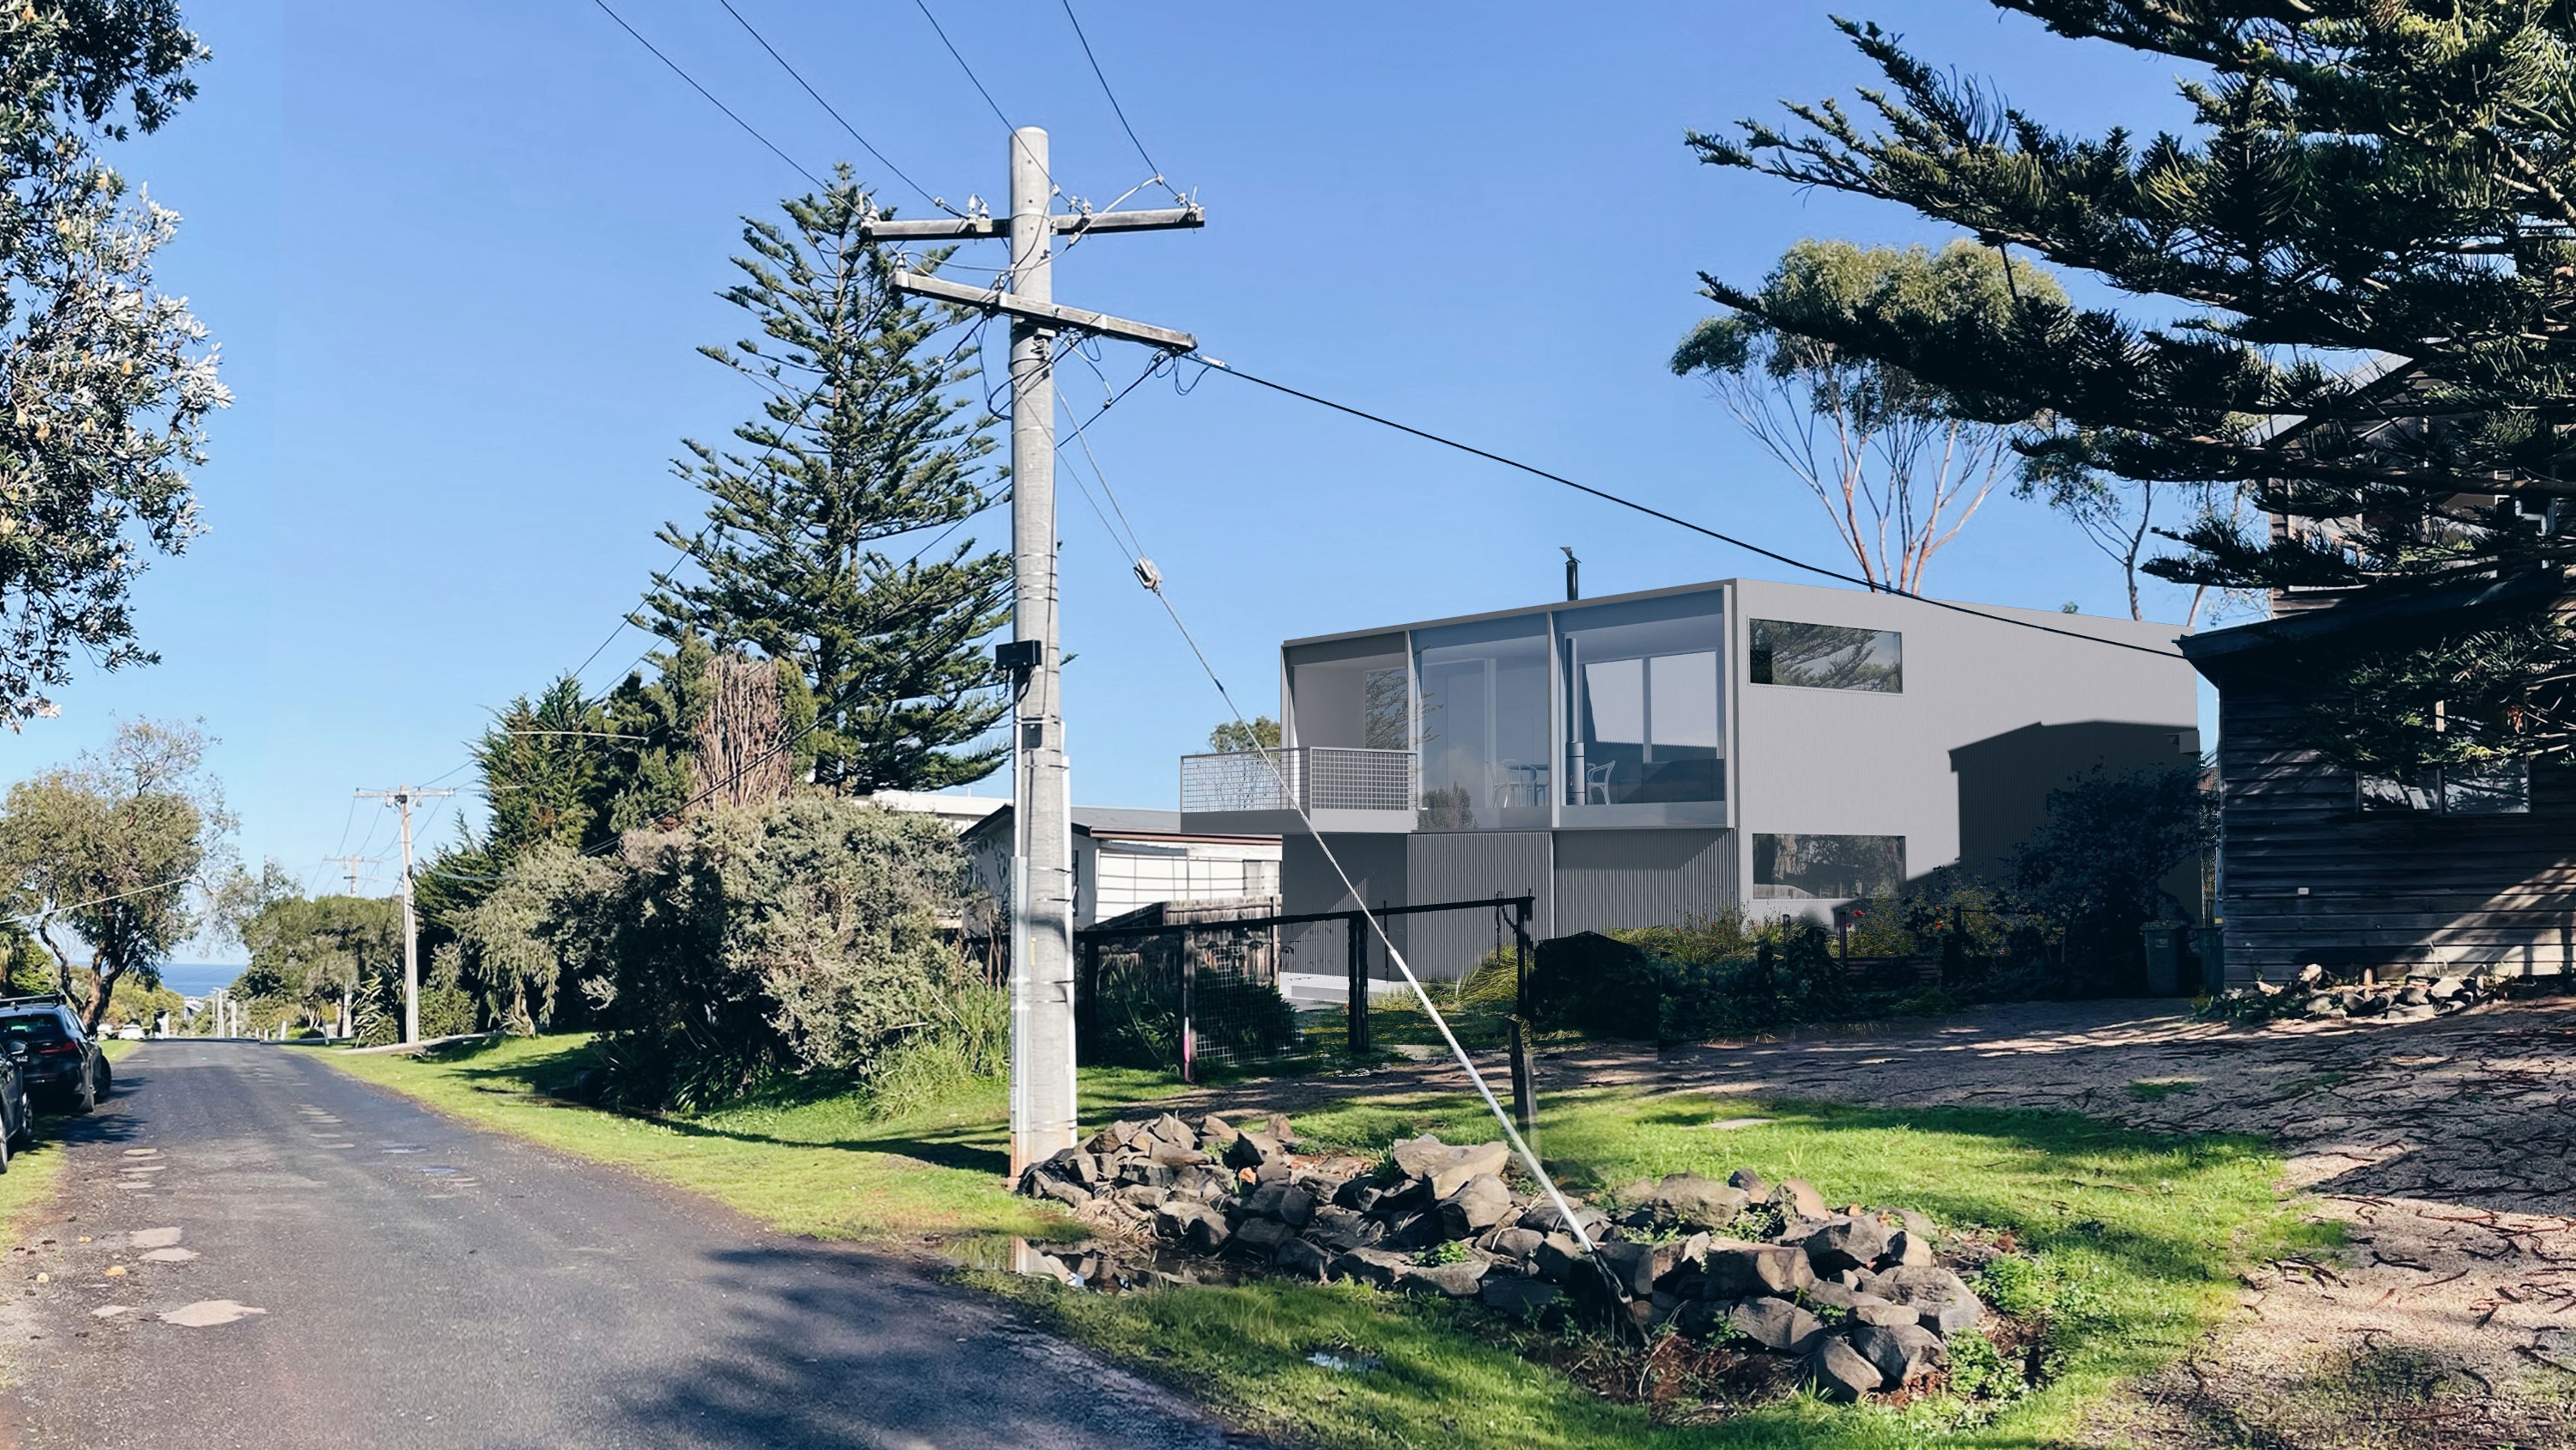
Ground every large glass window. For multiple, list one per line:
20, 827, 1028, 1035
1750, 619, 1902, 692
1415, 616, 1550, 829
2359, 764, 2530, 815
1287, 636, 1409, 750
1560, 593, 1725, 809
1752, 833, 1905, 899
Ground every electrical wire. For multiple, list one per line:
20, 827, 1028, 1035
1058, 1, 1180, 201
714, 0, 948, 213
590, 0, 823, 189
1047, 394, 1610, 1277
1197, 358, 2190, 660
911, 0, 1017, 134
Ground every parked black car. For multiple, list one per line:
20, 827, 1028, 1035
0, 997, 109, 1115
0, 1021, 32, 1170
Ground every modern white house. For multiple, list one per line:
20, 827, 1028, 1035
1177, 576, 2199, 982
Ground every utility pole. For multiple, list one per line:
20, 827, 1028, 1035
861, 130, 1200, 1176
356, 786, 455, 1045
321, 854, 379, 896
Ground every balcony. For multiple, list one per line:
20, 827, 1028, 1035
1179, 747, 1416, 834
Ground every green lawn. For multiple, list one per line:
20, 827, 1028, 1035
318, 1034, 1189, 1240
323, 1035, 2316, 1449
993, 1086, 2321, 1450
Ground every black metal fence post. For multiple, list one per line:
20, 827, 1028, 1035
1346, 911, 1369, 1058
1509, 900, 1536, 1138
1180, 928, 1197, 1085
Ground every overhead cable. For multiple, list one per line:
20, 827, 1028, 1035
1059, 0, 1175, 197
715, 0, 947, 212
590, 0, 823, 189
1198, 360, 2188, 660
1049, 395, 1611, 1280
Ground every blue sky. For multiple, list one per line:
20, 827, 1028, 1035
0, 1, 2217, 943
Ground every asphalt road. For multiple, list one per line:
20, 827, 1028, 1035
0, 1041, 1241, 1450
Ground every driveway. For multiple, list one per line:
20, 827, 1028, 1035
0, 1040, 1240, 1450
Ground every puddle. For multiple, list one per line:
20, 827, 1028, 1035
1306, 1350, 1383, 1374
379, 1145, 421, 1154
413, 1166, 461, 1177
936, 1233, 1246, 1294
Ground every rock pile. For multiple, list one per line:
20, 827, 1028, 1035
2206, 962, 2499, 1025
1016, 1117, 1993, 1402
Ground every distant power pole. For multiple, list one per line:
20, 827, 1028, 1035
861, 130, 1201, 1175
355, 786, 455, 1045
320, 854, 379, 895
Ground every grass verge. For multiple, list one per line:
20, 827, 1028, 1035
321, 1036, 2314, 1449
986, 1084, 2322, 1450
317, 1033, 1187, 1240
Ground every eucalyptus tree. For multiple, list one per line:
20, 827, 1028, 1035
0, 717, 233, 1033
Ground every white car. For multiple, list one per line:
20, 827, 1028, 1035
113, 1025, 144, 1041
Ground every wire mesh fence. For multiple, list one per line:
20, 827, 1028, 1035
1074, 894, 1538, 1083
1076, 917, 1312, 1077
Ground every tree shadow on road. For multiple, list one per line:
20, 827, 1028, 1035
563, 1239, 1236, 1450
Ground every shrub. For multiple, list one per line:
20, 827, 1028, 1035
451, 793, 984, 1110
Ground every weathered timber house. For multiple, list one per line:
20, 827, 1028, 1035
2182, 568, 2576, 982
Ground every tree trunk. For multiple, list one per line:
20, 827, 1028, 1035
83, 965, 120, 1037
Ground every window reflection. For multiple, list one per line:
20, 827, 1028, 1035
1749, 619, 1902, 692
1752, 833, 1905, 899
1562, 595, 1725, 808
1287, 637, 1409, 750
1415, 617, 1550, 829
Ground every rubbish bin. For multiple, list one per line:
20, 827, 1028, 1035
2192, 924, 2225, 996
2141, 921, 2187, 996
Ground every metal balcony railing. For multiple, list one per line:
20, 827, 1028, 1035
1181, 747, 1417, 815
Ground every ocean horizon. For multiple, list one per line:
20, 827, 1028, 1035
153, 963, 244, 998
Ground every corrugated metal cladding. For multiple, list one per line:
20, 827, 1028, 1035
1405, 833, 1553, 982
1554, 829, 1733, 937
1279, 834, 1407, 980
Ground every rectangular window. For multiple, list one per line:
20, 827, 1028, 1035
1560, 592, 1726, 811
2359, 765, 2530, 815
1415, 615, 1551, 829
1285, 636, 1409, 752
1752, 833, 1905, 899
1749, 619, 1902, 692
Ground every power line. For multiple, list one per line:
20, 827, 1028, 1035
910, 0, 1016, 134
590, 0, 823, 189
1046, 397, 1608, 1276
1059, 1, 1167, 189
714, 0, 945, 211
1197, 358, 2188, 660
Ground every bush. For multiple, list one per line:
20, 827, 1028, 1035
445, 794, 985, 1110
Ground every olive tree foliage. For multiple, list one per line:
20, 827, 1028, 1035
0, 2, 228, 725
0, 716, 233, 1032
1673, 240, 2062, 594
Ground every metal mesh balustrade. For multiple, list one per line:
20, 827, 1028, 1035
1179, 747, 1415, 814
1179, 750, 1288, 812
1300, 747, 1415, 811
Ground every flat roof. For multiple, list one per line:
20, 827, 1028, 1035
1283, 577, 1737, 649
1279, 575, 2178, 652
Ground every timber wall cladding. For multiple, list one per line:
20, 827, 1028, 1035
2218, 676, 2576, 980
